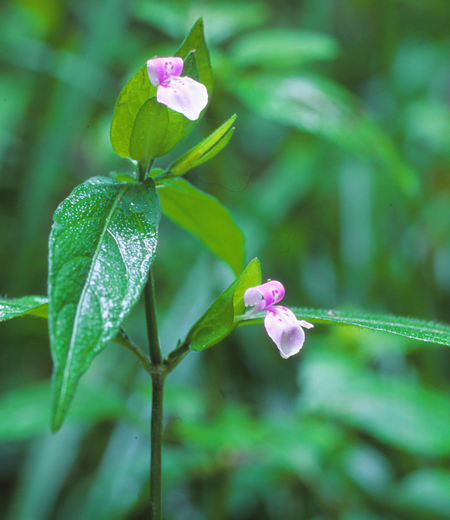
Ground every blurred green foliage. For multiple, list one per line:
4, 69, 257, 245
1, 0, 450, 518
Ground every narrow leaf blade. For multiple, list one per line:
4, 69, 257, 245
0, 296, 49, 321
48, 177, 160, 431
241, 307, 450, 347
168, 115, 236, 176
157, 178, 244, 276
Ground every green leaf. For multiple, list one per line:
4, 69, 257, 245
48, 176, 160, 431
229, 29, 339, 69
186, 258, 261, 351
157, 178, 244, 276
166, 115, 236, 177
232, 73, 419, 195
241, 307, 450, 347
175, 17, 213, 140
110, 65, 156, 158
129, 98, 184, 161
0, 296, 49, 321
110, 18, 212, 159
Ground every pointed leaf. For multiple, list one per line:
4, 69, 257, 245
157, 178, 244, 275
187, 258, 260, 351
167, 115, 236, 176
175, 18, 213, 139
48, 177, 160, 431
0, 296, 49, 322
240, 307, 450, 347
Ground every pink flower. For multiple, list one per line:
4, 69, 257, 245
146, 57, 208, 121
244, 281, 313, 359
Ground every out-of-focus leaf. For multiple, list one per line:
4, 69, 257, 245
232, 73, 419, 195
241, 307, 450, 347
396, 469, 450, 517
229, 29, 339, 68
132, 0, 269, 44
157, 178, 244, 276
48, 177, 160, 431
0, 296, 49, 321
186, 258, 260, 351
0, 380, 125, 442
299, 350, 450, 457
166, 114, 236, 176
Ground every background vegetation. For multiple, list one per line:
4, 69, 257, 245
1, 0, 450, 518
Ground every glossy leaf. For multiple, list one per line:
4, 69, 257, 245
157, 178, 244, 276
229, 29, 339, 68
233, 73, 419, 195
48, 176, 160, 431
166, 115, 236, 177
241, 307, 450, 347
0, 296, 49, 322
186, 258, 261, 351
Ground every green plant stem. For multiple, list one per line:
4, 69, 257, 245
150, 369, 165, 520
114, 328, 153, 374
144, 270, 162, 366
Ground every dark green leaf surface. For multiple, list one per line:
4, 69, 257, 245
241, 307, 450, 347
157, 178, 244, 276
0, 296, 49, 321
48, 177, 160, 431
187, 258, 261, 351
167, 115, 236, 176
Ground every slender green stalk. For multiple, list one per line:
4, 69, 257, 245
150, 370, 165, 520
144, 270, 162, 366
114, 328, 153, 375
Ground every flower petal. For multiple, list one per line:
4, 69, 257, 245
264, 306, 311, 358
244, 281, 285, 312
156, 76, 208, 120
147, 57, 184, 86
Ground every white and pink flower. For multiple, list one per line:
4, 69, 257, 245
244, 281, 313, 359
146, 57, 208, 121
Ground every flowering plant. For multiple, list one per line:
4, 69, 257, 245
2, 17, 450, 520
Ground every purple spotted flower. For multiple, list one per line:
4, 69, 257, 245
244, 281, 313, 359
146, 57, 208, 121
